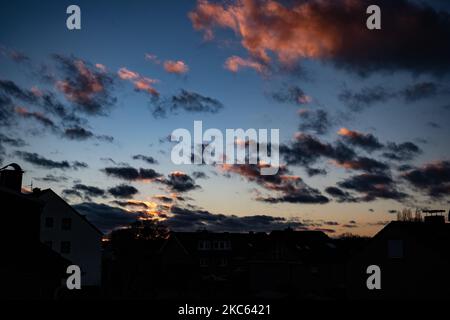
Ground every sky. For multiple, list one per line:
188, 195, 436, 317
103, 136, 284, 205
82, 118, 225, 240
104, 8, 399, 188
1, 0, 450, 236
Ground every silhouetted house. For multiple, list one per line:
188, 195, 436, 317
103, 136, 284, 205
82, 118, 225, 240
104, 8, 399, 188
347, 218, 450, 299
0, 164, 70, 298
248, 229, 340, 299
102, 229, 166, 298
158, 231, 255, 298
29, 189, 103, 286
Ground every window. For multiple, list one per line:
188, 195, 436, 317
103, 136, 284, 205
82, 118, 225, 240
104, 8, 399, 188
388, 240, 403, 258
61, 218, 72, 231
60, 241, 71, 254
44, 241, 52, 249
45, 217, 54, 228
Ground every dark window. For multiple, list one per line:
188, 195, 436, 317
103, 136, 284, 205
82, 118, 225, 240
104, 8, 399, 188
45, 217, 54, 228
388, 240, 403, 258
61, 218, 72, 231
198, 240, 210, 250
44, 241, 52, 249
60, 241, 71, 254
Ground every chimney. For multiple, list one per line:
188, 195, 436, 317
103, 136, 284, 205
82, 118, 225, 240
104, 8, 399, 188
0, 163, 24, 193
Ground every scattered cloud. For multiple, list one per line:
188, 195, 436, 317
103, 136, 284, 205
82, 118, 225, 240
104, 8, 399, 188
102, 166, 163, 181
163, 60, 189, 74
224, 56, 266, 73
298, 109, 332, 135
132, 154, 159, 165
117, 67, 159, 97
272, 86, 312, 105
382, 142, 422, 161
338, 173, 407, 202
53, 54, 116, 115
152, 89, 223, 118
108, 184, 139, 199
337, 128, 383, 152
160, 171, 201, 192
402, 160, 450, 199
15, 151, 88, 170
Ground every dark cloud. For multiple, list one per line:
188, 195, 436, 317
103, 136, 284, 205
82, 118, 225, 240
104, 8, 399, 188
282, 133, 391, 175
401, 82, 440, 102
339, 82, 448, 112
221, 162, 329, 204
0, 133, 26, 148
152, 195, 174, 203
152, 89, 223, 118
260, 186, 329, 204
111, 200, 151, 209
325, 186, 358, 203
0, 46, 30, 63
0, 94, 14, 127
35, 174, 68, 183
281, 134, 356, 167
73, 201, 315, 234
72, 183, 106, 199
166, 206, 306, 233
53, 54, 116, 115
337, 128, 383, 152
0, 80, 36, 104
108, 184, 139, 199
0, 79, 110, 142
305, 167, 327, 177
161, 171, 200, 192
132, 154, 158, 165
298, 109, 332, 135
0, 80, 77, 124
382, 142, 422, 161
102, 166, 163, 181
336, 157, 389, 174
64, 126, 94, 140
338, 173, 407, 202
15, 151, 88, 170
192, 171, 208, 179
281, 134, 337, 167
62, 189, 83, 199
190, 0, 450, 75
402, 160, 450, 198
427, 121, 440, 129
62, 126, 112, 142
72, 161, 89, 169
339, 86, 393, 112
96, 134, 114, 143
15, 107, 59, 131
